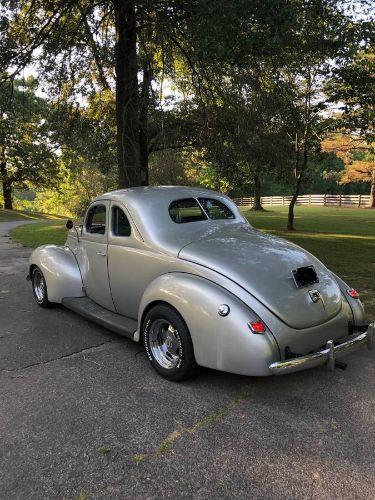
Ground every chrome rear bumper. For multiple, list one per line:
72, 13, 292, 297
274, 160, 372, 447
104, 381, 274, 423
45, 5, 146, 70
269, 323, 374, 375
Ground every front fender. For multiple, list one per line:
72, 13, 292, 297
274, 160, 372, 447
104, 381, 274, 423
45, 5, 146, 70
29, 245, 84, 303
138, 273, 279, 376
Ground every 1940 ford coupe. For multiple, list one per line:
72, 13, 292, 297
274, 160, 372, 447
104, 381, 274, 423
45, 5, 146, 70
28, 186, 374, 381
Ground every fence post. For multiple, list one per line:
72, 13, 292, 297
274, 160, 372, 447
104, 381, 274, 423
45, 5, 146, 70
324, 194, 326, 206
282, 196, 285, 206
358, 194, 361, 208
309, 194, 311, 206
339, 194, 342, 207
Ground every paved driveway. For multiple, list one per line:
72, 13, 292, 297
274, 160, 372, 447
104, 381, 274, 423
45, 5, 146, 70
1, 220, 374, 499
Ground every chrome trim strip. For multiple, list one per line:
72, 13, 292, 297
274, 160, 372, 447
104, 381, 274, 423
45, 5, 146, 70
269, 323, 374, 375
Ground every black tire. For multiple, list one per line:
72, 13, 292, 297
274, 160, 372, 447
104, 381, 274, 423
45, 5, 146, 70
31, 266, 52, 308
143, 304, 198, 381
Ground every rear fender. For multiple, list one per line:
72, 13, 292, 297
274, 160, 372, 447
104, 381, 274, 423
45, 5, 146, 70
333, 273, 368, 327
29, 245, 84, 303
138, 273, 279, 376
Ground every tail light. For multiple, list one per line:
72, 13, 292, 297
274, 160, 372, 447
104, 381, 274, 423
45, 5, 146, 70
347, 289, 359, 299
248, 320, 266, 334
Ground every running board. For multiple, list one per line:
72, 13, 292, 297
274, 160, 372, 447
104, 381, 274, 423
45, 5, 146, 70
62, 297, 137, 340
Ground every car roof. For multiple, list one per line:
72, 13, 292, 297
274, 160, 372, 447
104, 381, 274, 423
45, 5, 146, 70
96, 185, 223, 204
93, 186, 246, 256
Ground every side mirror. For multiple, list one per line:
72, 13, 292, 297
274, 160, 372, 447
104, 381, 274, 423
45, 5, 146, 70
66, 220, 81, 242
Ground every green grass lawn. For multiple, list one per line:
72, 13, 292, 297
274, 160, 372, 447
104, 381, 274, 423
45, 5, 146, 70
0, 208, 66, 222
10, 206, 375, 318
11, 220, 68, 247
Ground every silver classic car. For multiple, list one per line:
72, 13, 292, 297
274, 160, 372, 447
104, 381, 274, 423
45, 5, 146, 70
28, 186, 374, 381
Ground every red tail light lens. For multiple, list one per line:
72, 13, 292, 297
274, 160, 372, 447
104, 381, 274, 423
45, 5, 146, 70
347, 289, 359, 299
248, 321, 266, 334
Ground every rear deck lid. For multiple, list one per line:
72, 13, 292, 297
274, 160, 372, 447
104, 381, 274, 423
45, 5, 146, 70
179, 224, 342, 329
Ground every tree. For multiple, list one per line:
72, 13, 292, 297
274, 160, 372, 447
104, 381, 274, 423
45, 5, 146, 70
0, 0, 143, 187
326, 49, 374, 141
113, 0, 141, 186
326, 48, 374, 207
170, 0, 367, 218
282, 0, 369, 229
0, 76, 59, 209
286, 68, 320, 230
193, 75, 295, 209
0, 1, 205, 188
323, 134, 374, 206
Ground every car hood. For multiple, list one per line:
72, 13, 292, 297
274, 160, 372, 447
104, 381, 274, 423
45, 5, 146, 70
178, 223, 343, 329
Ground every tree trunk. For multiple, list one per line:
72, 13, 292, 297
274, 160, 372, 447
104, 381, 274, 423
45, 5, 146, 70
287, 143, 300, 230
139, 63, 150, 186
287, 71, 312, 230
288, 134, 311, 230
0, 162, 13, 210
113, 0, 141, 188
287, 144, 306, 231
287, 177, 302, 231
370, 167, 375, 208
251, 171, 263, 211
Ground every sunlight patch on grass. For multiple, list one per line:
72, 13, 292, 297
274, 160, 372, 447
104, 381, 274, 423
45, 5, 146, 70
11, 221, 67, 248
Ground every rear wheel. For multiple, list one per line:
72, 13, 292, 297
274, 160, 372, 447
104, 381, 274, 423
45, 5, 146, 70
143, 304, 198, 381
31, 267, 52, 308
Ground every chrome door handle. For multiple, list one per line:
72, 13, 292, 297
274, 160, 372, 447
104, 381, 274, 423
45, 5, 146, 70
97, 252, 107, 256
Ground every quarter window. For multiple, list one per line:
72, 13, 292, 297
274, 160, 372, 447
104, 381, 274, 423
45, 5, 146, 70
112, 206, 131, 237
86, 205, 106, 234
198, 198, 234, 220
169, 198, 207, 223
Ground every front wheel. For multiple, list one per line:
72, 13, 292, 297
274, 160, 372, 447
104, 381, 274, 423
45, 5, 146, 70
143, 304, 198, 381
31, 266, 52, 308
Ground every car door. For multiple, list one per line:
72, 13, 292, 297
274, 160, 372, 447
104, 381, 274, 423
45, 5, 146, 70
78, 200, 115, 311
107, 203, 174, 319
107, 204, 142, 318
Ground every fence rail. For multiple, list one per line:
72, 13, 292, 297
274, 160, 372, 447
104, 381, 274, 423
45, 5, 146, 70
234, 194, 371, 208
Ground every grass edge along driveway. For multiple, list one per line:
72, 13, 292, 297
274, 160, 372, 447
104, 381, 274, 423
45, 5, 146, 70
0, 208, 66, 222
10, 206, 375, 319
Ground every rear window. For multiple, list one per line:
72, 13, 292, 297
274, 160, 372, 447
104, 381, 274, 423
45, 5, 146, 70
198, 198, 235, 220
169, 198, 207, 223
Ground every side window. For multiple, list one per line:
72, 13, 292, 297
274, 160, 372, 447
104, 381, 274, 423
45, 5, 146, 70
112, 206, 131, 237
86, 205, 106, 235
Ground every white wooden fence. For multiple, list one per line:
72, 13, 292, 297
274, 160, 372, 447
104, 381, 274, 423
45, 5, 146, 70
234, 194, 371, 208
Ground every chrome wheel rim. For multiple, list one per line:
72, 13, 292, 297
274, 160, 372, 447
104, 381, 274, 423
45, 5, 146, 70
33, 270, 45, 303
149, 319, 181, 370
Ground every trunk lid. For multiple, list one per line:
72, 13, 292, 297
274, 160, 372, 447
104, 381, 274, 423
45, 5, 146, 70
178, 223, 342, 329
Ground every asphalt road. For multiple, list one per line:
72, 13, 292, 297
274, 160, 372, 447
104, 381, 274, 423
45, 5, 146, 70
1, 220, 375, 499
